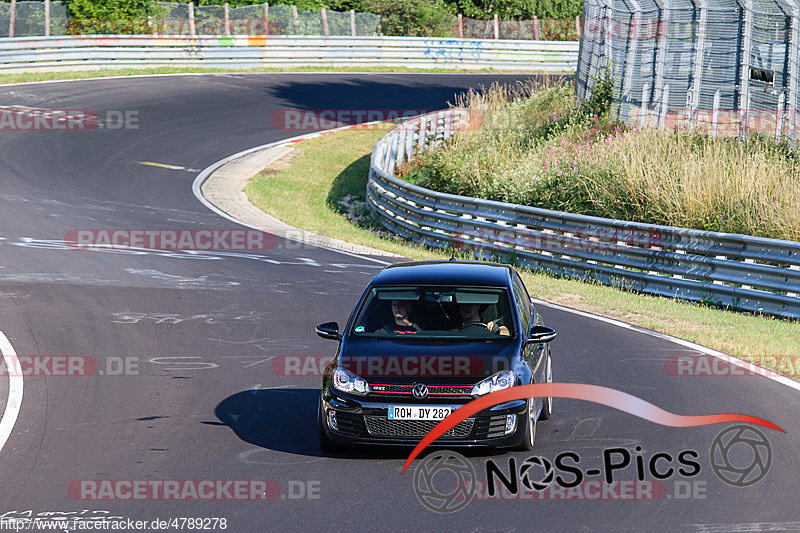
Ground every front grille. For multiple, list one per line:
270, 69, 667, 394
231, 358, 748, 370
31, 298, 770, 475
369, 384, 473, 398
364, 416, 475, 438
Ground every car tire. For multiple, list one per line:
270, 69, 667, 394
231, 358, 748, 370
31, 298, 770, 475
515, 398, 537, 451
539, 352, 553, 421
317, 402, 341, 454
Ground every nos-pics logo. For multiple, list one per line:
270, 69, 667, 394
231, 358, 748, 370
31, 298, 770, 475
412, 424, 772, 513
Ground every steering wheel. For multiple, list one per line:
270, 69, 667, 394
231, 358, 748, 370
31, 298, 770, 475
459, 321, 488, 331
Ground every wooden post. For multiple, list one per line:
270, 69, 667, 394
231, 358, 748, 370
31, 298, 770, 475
45, 0, 51, 36
188, 2, 196, 37
576, 15, 581, 38
291, 5, 299, 33
321, 8, 329, 36
533, 16, 540, 39
264, 3, 269, 36
493, 13, 499, 39
224, 3, 230, 36
9, 0, 15, 38
457, 13, 463, 38
350, 9, 356, 36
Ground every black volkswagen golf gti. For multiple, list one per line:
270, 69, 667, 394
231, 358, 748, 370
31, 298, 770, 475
316, 260, 557, 451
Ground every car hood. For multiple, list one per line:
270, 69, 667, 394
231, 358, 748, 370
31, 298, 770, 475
337, 337, 520, 383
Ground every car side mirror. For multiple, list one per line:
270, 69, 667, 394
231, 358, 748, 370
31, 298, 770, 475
316, 321, 341, 341
524, 325, 557, 345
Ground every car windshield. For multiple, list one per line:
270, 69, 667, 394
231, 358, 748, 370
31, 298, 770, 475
351, 286, 515, 339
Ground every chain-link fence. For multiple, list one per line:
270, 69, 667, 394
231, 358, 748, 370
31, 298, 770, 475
577, 0, 800, 140
0, 1, 381, 37
0, 1, 583, 40
459, 15, 582, 40
1, 0, 66, 36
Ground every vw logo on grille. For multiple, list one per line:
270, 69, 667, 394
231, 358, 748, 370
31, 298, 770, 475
412, 383, 429, 399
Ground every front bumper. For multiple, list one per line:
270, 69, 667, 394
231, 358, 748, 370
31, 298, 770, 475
320, 393, 529, 448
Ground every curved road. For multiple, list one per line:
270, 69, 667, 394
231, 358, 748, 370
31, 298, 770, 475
0, 73, 797, 531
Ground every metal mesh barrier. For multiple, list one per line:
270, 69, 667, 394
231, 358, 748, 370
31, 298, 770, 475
460, 17, 582, 40
1, 1, 66, 37
577, 0, 800, 140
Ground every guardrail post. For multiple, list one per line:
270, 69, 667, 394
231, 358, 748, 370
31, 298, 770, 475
189, 2, 196, 37
712, 88, 720, 138
45, 0, 51, 37
321, 8, 329, 36
785, 0, 799, 139
603, 0, 613, 63
776, 91, 786, 142
641, 83, 650, 126
8, 0, 15, 38
621, 0, 642, 122
738, 0, 753, 141
457, 14, 463, 38
690, 0, 707, 129
292, 5, 299, 33
533, 16, 540, 40
224, 3, 231, 36
264, 3, 269, 36
405, 120, 415, 162
417, 115, 428, 152
493, 14, 499, 39
651, 0, 670, 127
350, 10, 356, 36
658, 84, 670, 127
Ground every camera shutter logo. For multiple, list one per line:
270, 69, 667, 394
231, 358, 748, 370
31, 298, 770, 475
413, 451, 476, 513
520, 456, 554, 491
710, 425, 772, 487
412, 383, 429, 400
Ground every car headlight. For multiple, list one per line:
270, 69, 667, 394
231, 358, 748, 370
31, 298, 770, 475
472, 370, 516, 397
332, 368, 370, 395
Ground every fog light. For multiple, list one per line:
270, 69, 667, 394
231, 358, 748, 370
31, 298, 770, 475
504, 414, 516, 435
328, 410, 338, 431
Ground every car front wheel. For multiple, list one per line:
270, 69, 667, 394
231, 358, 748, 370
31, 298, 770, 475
515, 398, 537, 451
539, 352, 553, 421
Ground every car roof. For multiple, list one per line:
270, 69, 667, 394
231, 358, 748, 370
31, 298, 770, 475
370, 260, 514, 288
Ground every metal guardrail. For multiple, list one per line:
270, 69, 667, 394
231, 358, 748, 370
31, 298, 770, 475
0, 35, 579, 72
366, 109, 800, 319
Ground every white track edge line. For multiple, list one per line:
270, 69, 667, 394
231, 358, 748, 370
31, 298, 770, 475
532, 298, 800, 393
191, 123, 391, 266
0, 71, 542, 88
0, 331, 23, 453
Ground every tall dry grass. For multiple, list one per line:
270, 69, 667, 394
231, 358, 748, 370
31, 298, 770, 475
403, 82, 800, 241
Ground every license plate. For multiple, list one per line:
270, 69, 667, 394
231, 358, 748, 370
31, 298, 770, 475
387, 406, 452, 421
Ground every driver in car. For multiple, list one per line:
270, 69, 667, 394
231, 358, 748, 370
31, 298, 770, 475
458, 303, 510, 336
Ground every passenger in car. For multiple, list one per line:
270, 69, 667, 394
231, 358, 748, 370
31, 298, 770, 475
377, 299, 421, 334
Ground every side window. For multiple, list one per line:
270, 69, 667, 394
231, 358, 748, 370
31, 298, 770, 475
512, 275, 532, 335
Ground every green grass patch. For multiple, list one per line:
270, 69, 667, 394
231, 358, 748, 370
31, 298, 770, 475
245, 124, 800, 379
0, 65, 559, 85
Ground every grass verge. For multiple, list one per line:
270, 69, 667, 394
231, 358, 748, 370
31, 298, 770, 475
245, 124, 800, 380
0, 66, 558, 85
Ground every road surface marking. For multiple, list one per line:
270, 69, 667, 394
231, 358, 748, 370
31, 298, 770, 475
0, 331, 23, 454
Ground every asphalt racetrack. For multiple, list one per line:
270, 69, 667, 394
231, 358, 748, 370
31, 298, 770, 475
0, 73, 797, 531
